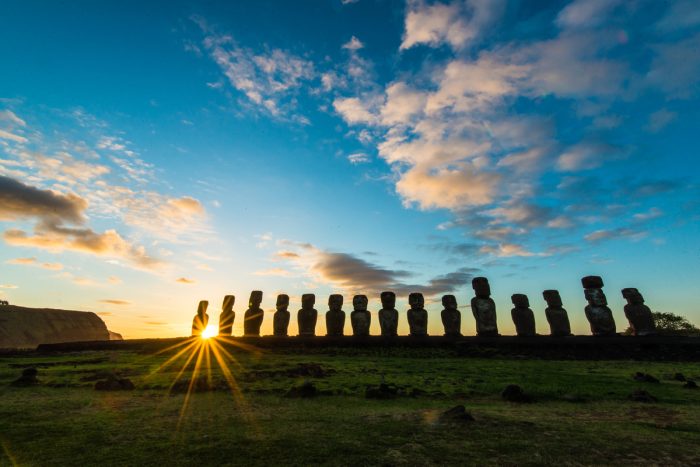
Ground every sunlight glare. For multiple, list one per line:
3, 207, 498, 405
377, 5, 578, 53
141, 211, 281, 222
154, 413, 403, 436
201, 325, 217, 339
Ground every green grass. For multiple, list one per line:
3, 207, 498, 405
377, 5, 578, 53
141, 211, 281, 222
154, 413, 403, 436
1, 343, 699, 466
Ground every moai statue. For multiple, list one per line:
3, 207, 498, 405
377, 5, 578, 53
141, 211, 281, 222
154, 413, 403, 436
218, 295, 235, 336
191, 300, 209, 337
326, 294, 346, 336
273, 294, 291, 337
351, 295, 371, 336
407, 293, 428, 337
581, 276, 616, 336
621, 288, 657, 336
471, 277, 499, 336
542, 290, 572, 336
511, 294, 536, 337
297, 294, 318, 336
243, 290, 264, 336
441, 294, 461, 337
378, 291, 399, 337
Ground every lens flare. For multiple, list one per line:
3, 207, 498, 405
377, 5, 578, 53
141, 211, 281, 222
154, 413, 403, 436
200, 325, 217, 339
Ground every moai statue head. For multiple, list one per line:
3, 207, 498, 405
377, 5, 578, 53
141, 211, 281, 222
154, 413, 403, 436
409, 292, 424, 309
472, 277, 491, 298
511, 294, 530, 308
328, 294, 343, 311
584, 288, 608, 306
542, 290, 562, 307
381, 291, 396, 309
249, 290, 263, 308
301, 293, 315, 309
581, 275, 604, 289
353, 294, 368, 311
222, 295, 235, 312
197, 300, 209, 317
622, 288, 645, 305
276, 294, 289, 311
442, 294, 457, 310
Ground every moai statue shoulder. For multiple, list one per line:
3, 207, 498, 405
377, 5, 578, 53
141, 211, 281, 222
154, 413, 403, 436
218, 295, 235, 336
351, 295, 371, 337
298, 293, 318, 336
273, 294, 291, 337
243, 290, 264, 336
621, 288, 657, 336
471, 277, 499, 336
511, 294, 536, 337
542, 290, 572, 336
407, 293, 428, 337
191, 300, 209, 337
441, 294, 461, 337
582, 276, 616, 336
378, 291, 399, 337
326, 294, 346, 336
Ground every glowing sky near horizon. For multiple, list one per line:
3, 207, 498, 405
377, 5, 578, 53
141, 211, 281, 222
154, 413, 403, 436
1, 0, 699, 338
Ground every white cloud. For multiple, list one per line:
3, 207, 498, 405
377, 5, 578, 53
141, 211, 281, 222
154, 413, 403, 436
0, 129, 28, 144
333, 97, 378, 125
342, 36, 364, 51
556, 0, 623, 29
347, 152, 370, 164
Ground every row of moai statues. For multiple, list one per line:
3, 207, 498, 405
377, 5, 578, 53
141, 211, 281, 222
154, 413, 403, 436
190, 276, 657, 337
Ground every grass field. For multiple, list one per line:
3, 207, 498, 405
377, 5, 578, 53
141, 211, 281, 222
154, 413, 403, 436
1, 339, 699, 466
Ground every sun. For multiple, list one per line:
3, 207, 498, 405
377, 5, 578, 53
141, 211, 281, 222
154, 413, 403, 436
200, 324, 217, 339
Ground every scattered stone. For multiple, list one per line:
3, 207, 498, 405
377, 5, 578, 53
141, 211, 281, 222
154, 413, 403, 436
683, 380, 698, 390
633, 372, 659, 383
350, 295, 371, 337
378, 291, 399, 337
407, 293, 428, 337
440, 295, 462, 337
501, 384, 533, 403
94, 374, 135, 391
628, 390, 657, 403
472, 277, 499, 336
218, 295, 235, 336
297, 294, 318, 336
621, 288, 657, 336
581, 276, 617, 336
285, 381, 317, 398
243, 290, 264, 336
439, 405, 475, 423
365, 383, 398, 399
11, 367, 39, 387
543, 290, 573, 336
273, 294, 290, 336
673, 373, 687, 382
511, 294, 536, 337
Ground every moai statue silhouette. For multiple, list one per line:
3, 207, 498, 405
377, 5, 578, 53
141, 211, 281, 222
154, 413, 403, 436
273, 294, 291, 337
407, 293, 428, 337
218, 295, 235, 336
298, 294, 318, 336
511, 294, 536, 337
471, 277, 499, 336
243, 290, 264, 336
441, 294, 461, 337
621, 288, 657, 336
191, 300, 209, 337
326, 294, 346, 336
542, 290, 572, 336
582, 276, 616, 336
351, 295, 371, 336
378, 291, 399, 337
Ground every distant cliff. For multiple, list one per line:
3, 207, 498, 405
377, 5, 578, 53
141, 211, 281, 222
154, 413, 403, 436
0, 305, 119, 349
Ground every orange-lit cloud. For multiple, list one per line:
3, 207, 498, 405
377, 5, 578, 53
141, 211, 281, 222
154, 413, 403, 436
99, 299, 130, 305
176, 277, 196, 284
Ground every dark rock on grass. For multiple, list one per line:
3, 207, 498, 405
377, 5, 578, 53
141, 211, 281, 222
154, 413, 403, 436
629, 390, 657, 403
683, 380, 698, 390
439, 405, 475, 423
285, 381, 318, 398
673, 373, 686, 382
94, 374, 135, 391
633, 372, 659, 383
409, 387, 427, 397
365, 383, 398, 399
501, 384, 533, 403
11, 367, 39, 387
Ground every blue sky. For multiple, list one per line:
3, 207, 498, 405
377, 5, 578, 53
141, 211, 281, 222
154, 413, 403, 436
1, 0, 699, 337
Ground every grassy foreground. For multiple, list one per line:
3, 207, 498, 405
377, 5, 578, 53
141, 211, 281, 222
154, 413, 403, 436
1, 340, 699, 466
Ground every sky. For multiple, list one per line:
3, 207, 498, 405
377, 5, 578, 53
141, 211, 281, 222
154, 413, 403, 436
1, 0, 699, 338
